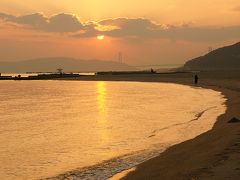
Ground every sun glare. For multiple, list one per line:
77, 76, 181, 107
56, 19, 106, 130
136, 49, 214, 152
97, 35, 105, 40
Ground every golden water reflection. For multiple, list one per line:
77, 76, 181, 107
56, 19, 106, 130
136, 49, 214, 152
97, 81, 108, 115
96, 82, 111, 144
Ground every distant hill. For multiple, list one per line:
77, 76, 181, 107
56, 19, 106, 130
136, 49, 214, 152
0, 57, 137, 73
183, 42, 240, 70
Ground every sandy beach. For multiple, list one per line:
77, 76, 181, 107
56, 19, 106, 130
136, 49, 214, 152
60, 71, 240, 180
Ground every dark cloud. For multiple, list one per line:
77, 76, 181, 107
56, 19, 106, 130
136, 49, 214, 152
73, 18, 159, 38
0, 13, 16, 21
99, 18, 129, 26
47, 14, 83, 32
88, 18, 240, 42
0, 13, 84, 32
232, 6, 240, 11
73, 18, 162, 39
159, 26, 240, 42
72, 23, 98, 38
15, 13, 48, 29
1, 13, 240, 42
97, 18, 240, 42
104, 18, 159, 37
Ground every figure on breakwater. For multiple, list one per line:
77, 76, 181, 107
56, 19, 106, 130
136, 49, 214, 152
194, 75, 199, 84
151, 68, 155, 73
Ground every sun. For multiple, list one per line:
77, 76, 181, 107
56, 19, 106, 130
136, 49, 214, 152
97, 35, 105, 40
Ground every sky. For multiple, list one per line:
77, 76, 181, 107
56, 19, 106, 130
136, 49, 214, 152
0, 0, 240, 65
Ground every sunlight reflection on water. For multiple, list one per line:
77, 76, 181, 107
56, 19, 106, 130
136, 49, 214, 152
97, 81, 110, 144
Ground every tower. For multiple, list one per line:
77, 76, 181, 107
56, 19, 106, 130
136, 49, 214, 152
118, 52, 123, 64
57, 67, 63, 74
208, 47, 213, 53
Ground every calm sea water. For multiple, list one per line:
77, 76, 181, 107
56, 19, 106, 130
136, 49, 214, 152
0, 81, 226, 179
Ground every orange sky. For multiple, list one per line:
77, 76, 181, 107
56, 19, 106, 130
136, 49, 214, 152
0, 0, 240, 65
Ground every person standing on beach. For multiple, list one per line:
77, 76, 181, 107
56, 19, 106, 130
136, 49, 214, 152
194, 75, 199, 84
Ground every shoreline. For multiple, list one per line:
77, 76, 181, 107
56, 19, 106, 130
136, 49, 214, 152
58, 71, 240, 180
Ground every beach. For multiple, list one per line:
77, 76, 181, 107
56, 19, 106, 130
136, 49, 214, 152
60, 71, 240, 180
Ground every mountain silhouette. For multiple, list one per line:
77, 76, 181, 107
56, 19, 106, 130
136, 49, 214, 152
0, 57, 137, 73
183, 42, 240, 70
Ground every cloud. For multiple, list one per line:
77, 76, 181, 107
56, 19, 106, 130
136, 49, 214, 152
1, 13, 240, 42
47, 14, 84, 32
0, 13, 16, 21
15, 13, 48, 29
232, 6, 240, 12
0, 13, 84, 32
160, 26, 240, 42
101, 18, 160, 38
99, 18, 129, 27
72, 18, 163, 39
72, 23, 99, 38
77, 17, 240, 42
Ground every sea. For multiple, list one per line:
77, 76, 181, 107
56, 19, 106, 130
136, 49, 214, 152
0, 80, 226, 179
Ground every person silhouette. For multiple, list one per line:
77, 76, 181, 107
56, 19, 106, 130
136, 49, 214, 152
194, 75, 199, 84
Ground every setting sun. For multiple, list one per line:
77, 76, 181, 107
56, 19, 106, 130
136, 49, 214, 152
97, 35, 105, 40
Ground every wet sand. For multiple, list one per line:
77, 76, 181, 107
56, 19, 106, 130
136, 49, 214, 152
61, 71, 240, 180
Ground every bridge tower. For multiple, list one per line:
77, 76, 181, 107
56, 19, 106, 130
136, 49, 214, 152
118, 52, 123, 64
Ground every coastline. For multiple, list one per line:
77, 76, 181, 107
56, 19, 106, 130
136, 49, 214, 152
123, 81, 240, 180
58, 71, 240, 180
